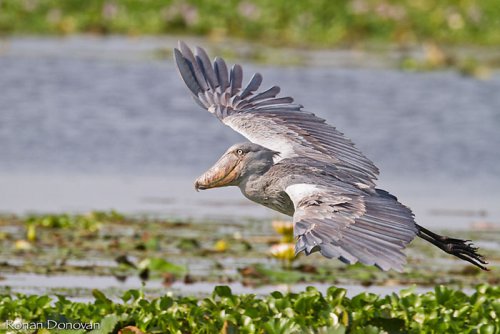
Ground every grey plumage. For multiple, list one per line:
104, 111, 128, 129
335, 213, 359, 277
195, 46, 218, 90
230, 64, 243, 96
174, 42, 488, 272
258, 158, 417, 271
240, 73, 263, 99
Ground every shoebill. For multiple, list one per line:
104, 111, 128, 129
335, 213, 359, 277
173, 42, 488, 272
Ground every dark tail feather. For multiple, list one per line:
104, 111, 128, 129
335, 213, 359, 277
416, 224, 489, 271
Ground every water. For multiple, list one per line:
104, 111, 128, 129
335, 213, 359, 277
0, 36, 499, 228
0, 273, 444, 300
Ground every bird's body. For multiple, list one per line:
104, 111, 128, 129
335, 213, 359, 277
235, 150, 417, 270
174, 42, 488, 272
240, 154, 381, 216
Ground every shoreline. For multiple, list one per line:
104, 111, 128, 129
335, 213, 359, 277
1, 35, 499, 73
0, 172, 498, 230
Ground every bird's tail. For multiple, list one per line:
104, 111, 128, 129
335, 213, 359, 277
416, 224, 489, 271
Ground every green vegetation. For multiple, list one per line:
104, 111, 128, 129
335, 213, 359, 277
0, 212, 499, 332
24, 211, 123, 233
1, 212, 498, 292
1, 0, 500, 47
1, 285, 499, 333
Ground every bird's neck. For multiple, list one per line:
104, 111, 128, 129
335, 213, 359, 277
237, 165, 294, 216
238, 162, 273, 197
238, 172, 270, 205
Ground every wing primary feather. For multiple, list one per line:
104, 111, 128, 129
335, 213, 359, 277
214, 57, 229, 92
353, 220, 414, 241
204, 91, 216, 107
253, 97, 295, 109
344, 228, 404, 252
173, 48, 202, 96
230, 64, 243, 96
193, 95, 208, 109
178, 42, 208, 91
340, 234, 405, 270
240, 73, 263, 99
194, 46, 218, 91
260, 105, 303, 111
233, 100, 251, 110
248, 85, 280, 103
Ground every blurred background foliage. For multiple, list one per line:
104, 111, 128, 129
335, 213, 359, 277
0, 0, 499, 47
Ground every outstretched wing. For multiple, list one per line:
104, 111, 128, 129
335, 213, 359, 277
174, 41, 379, 187
285, 183, 418, 271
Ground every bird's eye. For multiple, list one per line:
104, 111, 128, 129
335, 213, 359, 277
236, 149, 244, 155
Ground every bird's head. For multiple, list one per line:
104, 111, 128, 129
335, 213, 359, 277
194, 143, 278, 191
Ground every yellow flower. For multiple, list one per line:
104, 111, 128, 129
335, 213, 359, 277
272, 220, 294, 243
269, 243, 296, 262
214, 239, 228, 252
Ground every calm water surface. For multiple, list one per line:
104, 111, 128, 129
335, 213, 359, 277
0, 37, 499, 228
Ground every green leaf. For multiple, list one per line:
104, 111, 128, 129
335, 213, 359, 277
141, 258, 186, 276
159, 296, 174, 310
88, 314, 120, 334
92, 289, 112, 305
214, 285, 233, 298
479, 324, 495, 334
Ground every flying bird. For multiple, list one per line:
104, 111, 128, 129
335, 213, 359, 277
173, 42, 488, 272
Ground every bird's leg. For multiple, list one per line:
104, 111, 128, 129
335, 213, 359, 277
416, 224, 489, 271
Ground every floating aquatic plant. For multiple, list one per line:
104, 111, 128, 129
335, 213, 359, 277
0, 285, 498, 333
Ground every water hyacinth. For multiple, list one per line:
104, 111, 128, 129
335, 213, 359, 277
0, 285, 498, 333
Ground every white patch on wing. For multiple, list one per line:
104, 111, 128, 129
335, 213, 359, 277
223, 116, 296, 162
272, 154, 283, 164
285, 184, 322, 206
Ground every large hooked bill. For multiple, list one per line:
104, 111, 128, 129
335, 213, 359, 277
194, 153, 241, 191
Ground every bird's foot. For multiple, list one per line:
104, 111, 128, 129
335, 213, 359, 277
416, 224, 489, 271
439, 237, 488, 270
